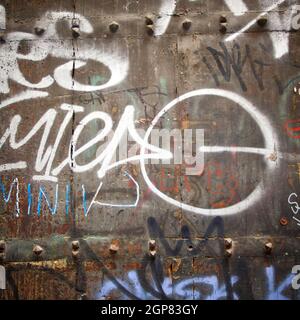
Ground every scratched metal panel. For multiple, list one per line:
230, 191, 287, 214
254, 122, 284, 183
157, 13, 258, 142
0, 0, 300, 300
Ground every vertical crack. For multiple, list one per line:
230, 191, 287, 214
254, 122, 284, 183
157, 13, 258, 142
70, 0, 87, 299
69, 0, 77, 237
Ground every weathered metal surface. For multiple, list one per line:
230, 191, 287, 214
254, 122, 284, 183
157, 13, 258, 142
0, 0, 300, 300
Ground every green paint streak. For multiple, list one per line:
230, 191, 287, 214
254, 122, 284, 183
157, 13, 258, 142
90, 75, 107, 86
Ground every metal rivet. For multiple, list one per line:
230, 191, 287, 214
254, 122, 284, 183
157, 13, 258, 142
109, 21, 119, 33
224, 238, 233, 249
72, 251, 80, 259
72, 241, 80, 258
257, 17, 268, 27
219, 23, 227, 34
145, 15, 154, 26
225, 248, 233, 257
34, 27, 45, 36
149, 239, 156, 250
33, 245, 43, 256
187, 245, 194, 252
149, 240, 157, 257
72, 241, 80, 251
149, 251, 156, 258
146, 25, 154, 36
220, 15, 227, 23
280, 217, 288, 226
265, 241, 273, 254
109, 243, 119, 254
182, 19, 192, 30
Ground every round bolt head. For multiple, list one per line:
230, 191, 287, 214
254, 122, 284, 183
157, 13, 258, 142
219, 15, 227, 23
219, 24, 227, 34
182, 19, 192, 30
109, 21, 119, 33
146, 25, 154, 36
145, 15, 154, 26
265, 242, 272, 249
187, 245, 194, 252
280, 217, 288, 226
72, 240, 80, 250
148, 240, 156, 251
225, 248, 233, 257
257, 17, 268, 27
224, 238, 233, 248
72, 250, 80, 258
109, 243, 119, 253
34, 27, 45, 36
149, 250, 156, 258
265, 241, 273, 254
33, 245, 43, 256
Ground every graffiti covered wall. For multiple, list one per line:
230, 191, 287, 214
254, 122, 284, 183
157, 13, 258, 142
0, 0, 300, 300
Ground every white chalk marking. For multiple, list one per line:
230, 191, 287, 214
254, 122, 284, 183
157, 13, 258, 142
0, 5, 6, 30
87, 172, 140, 214
154, 0, 177, 36
225, 0, 286, 42
224, 0, 248, 16
0, 161, 27, 172
140, 89, 279, 216
0, 90, 48, 111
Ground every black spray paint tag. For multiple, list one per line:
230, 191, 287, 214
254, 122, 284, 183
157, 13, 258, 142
0, 265, 6, 289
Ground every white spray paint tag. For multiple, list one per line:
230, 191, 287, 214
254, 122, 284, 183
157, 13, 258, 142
0, 5, 6, 30
0, 265, 6, 289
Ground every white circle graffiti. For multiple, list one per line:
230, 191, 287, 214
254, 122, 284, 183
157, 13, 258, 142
140, 89, 279, 216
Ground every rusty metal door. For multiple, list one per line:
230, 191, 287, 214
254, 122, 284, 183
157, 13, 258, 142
0, 0, 300, 300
